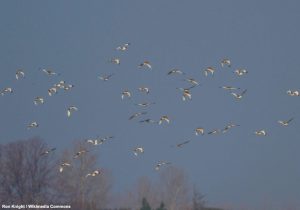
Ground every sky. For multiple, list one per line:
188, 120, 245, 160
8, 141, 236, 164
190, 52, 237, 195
0, 0, 300, 209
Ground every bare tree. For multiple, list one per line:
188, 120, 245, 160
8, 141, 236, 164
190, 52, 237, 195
54, 141, 112, 210
0, 138, 57, 204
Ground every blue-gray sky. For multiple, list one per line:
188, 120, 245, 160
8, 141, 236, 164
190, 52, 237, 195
1, 1, 300, 209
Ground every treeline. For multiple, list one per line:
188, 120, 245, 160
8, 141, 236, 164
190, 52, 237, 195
0, 138, 223, 210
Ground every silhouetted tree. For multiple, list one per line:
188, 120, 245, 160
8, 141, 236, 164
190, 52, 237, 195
140, 197, 151, 210
0, 138, 56, 203
156, 202, 167, 210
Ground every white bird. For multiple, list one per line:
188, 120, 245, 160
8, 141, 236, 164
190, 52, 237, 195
138, 87, 150, 94
16, 70, 25, 80
231, 89, 247, 100
121, 90, 131, 99
86, 169, 101, 178
167, 69, 185, 75
27, 121, 38, 129
48, 87, 57, 96
195, 127, 204, 136
139, 119, 157, 124
287, 90, 299, 96
222, 123, 240, 133
0, 87, 13, 96
278, 118, 294, 126
177, 87, 193, 101
98, 74, 114, 81
155, 161, 171, 171
255, 129, 267, 136
59, 162, 71, 173
110, 58, 120, 65
219, 86, 240, 91
34, 97, 44, 105
42, 68, 59, 76
129, 112, 147, 120
54, 81, 65, 89
67, 106, 78, 117
221, 58, 231, 68
86, 139, 105, 146
184, 78, 200, 87
138, 61, 152, 69
133, 147, 144, 156
73, 150, 88, 159
208, 129, 221, 135
234, 69, 248, 76
116, 43, 130, 51
63, 84, 74, 91
135, 102, 155, 107
159, 115, 170, 125
204, 67, 215, 76
40, 148, 56, 156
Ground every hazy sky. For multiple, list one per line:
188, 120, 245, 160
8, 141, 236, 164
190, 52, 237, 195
1, 1, 300, 209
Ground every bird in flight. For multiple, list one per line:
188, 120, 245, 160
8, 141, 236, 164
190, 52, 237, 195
133, 147, 144, 156
255, 129, 267, 136
278, 118, 294, 126
67, 106, 78, 117
222, 123, 240, 133
116, 43, 130, 51
177, 88, 192, 101
195, 127, 204, 136
34, 97, 44, 105
287, 90, 299, 96
59, 162, 71, 173
98, 74, 114, 81
221, 58, 231, 68
159, 115, 170, 125
184, 78, 200, 87
219, 86, 240, 91
204, 67, 215, 76
110, 58, 120, 65
27, 121, 38, 129
40, 148, 56, 156
16, 70, 25, 80
48, 87, 57, 96
41, 68, 59, 76
135, 102, 155, 108
86, 138, 105, 146
234, 69, 248, 76
167, 69, 185, 75
176, 140, 191, 148
138, 61, 152, 69
231, 89, 247, 100
139, 118, 157, 124
0, 87, 13, 96
73, 149, 88, 159
121, 90, 131, 99
138, 87, 150, 94
129, 112, 147, 120
86, 169, 101, 178
208, 129, 221, 135
155, 161, 171, 171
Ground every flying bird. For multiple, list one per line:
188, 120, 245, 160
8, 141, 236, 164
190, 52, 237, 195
73, 150, 88, 159
133, 147, 144, 156
138, 61, 152, 69
34, 97, 44, 105
195, 127, 204, 136
86, 169, 101, 178
287, 90, 299, 96
184, 78, 200, 87
234, 69, 248, 76
138, 87, 150, 94
255, 129, 267, 136
129, 112, 147, 120
59, 162, 71, 173
86, 139, 105, 146
41, 68, 59, 76
219, 86, 240, 91
67, 106, 78, 117
204, 67, 215, 76
48, 87, 57, 96
109, 58, 120, 65
139, 119, 157, 124
116, 43, 130, 51
278, 118, 294, 126
27, 121, 38, 129
1, 87, 13, 96
98, 74, 114, 81
167, 69, 185, 75
135, 102, 155, 107
159, 115, 170, 125
222, 123, 240, 133
176, 140, 191, 148
121, 90, 131, 99
155, 161, 171, 171
16, 70, 25, 80
40, 148, 56, 156
221, 58, 231, 67
208, 129, 221, 135
231, 89, 247, 100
